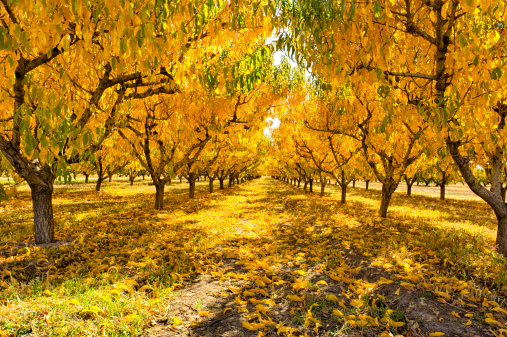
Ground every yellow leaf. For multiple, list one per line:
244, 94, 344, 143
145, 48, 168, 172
316, 280, 328, 286
223, 308, 232, 314
198, 311, 210, 317
463, 320, 472, 325
242, 321, 265, 331
377, 277, 393, 285
287, 294, 304, 302
325, 294, 339, 302
332, 309, 344, 316
485, 317, 501, 326
451, 311, 460, 318
429, 333, 445, 337
395, 288, 400, 295
400, 282, 415, 289
390, 321, 404, 328
493, 307, 507, 315
43, 290, 54, 296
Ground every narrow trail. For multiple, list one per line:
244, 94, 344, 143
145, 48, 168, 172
147, 177, 498, 337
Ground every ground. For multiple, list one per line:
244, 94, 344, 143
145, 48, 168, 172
0, 177, 505, 336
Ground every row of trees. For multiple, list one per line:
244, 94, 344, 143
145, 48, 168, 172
0, 0, 283, 244
269, 121, 465, 204
270, 0, 507, 254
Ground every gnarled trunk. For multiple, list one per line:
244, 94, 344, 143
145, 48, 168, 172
379, 183, 396, 218
154, 183, 165, 210
30, 182, 55, 244
497, 215, 507, 255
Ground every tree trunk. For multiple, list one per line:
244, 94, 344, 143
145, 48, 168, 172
502, 186, 506, 203
209, 178, 214, 193
379, 183, 396, 218
440, 173, 447, 200
30, 183, 55, 244
229, 175, 234, 187
179, 176, 182, 183
219, 178, 224, 189
304, 181, 308, 191
155, 183, 165, 210
320, 179, 326, 196
108, 174, 112, 182
309, 179, 313, 192
352, 180, 356, 188
365, 180, 369, 190
497, 216, 507, 255
142, 174, 145, 180
130, 177, 135, 185
189, 174, 197, 199
407, 183, 412, 196
236, 177, 239, 185
341, 184, 347, 203
95, 177, 103, 192
298, 179, 301, 187
440, 183, 446, 200
84, 174, 89, 183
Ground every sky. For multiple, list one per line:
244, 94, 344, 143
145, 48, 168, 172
263, 49, 295, 137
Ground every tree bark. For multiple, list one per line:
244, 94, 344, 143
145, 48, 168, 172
188, 173, 197, 199
309, 179, 313, 193
320, 179, 326, 196
30, 183, 55, 244
298, 179, 301, 187
440, 183, 446, 200
84, 174, 89, 183
219, 178, 224, 189
407, 183, 412, 196
304, 181, 308, 191
341, 184, 347, 203
154, 183, 165, 210
365, 180, 369, 190
209, 178, 214, 193
95, 177, 103, 191
108, 174, 112, 182
379, 183, 396, 218
352, 180, 356, 188
497, 216, 507, 255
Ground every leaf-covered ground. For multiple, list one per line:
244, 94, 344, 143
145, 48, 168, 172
0, 177, 506, 336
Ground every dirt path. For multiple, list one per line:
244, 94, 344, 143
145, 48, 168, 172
145, 178, 499, 337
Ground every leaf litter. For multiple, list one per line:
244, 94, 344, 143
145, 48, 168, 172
0, 178, 506, 336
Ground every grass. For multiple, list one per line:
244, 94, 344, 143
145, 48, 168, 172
0, 177, 506, 336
